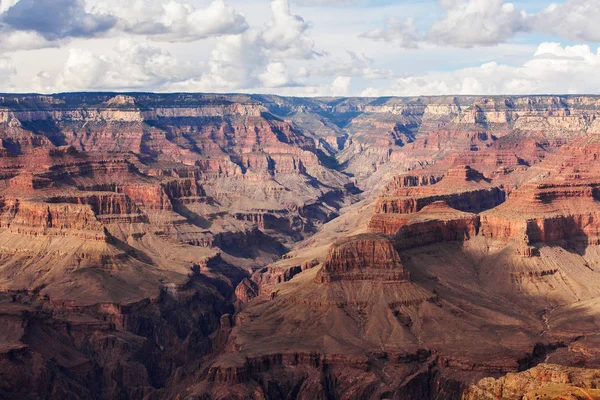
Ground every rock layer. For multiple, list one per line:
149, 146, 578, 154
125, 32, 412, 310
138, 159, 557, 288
315, 234, 410, 283
2, 93, 600, 399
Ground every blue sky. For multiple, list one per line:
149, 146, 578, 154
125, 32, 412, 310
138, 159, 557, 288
0, 0, 599, 96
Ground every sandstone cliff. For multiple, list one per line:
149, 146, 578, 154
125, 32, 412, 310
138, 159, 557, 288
2, 93, 600, 399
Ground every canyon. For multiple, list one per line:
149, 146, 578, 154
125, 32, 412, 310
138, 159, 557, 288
2, 93, 600, 399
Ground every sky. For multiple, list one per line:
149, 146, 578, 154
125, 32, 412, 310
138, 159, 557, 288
0, 0, 599, 96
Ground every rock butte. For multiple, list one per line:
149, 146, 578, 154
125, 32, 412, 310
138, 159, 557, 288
2, 93, 600, 398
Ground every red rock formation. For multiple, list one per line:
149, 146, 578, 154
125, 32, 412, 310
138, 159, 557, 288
374, 166, 506, 215
0, 199, 106, 240
2, 93, 600, 400
46, 193, 147, 223
315, 234, 410, 283
481, 181, 600, 248
7, 172, 53, 193
463, 364, 600, 400
375, 187, 505, 215
381, 172, 444, 195
235, 278, 259, 303
369, 201, 479, 248
117, 184, 172, 210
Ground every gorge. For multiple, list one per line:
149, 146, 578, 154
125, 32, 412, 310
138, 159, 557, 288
2, 93, 600, 399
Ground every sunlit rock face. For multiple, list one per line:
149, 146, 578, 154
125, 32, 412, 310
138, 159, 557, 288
2, 93, 600, 399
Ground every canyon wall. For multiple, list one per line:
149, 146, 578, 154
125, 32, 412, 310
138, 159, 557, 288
2, 93, 600, 399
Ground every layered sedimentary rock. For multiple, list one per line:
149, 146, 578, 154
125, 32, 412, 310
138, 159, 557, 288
3, 93, 600, 399
481, 181, 600, 251
315, 234, 410, 283
3, 200, 106, 240
370, 201, 479, 249
46, 193, 147, 223
374, 166, 506, 215
369, 166, 499, 249
463, 364, 600, 400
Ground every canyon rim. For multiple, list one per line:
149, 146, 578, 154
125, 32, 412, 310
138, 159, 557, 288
3, 0, 600, 399
0, 94, 600, 399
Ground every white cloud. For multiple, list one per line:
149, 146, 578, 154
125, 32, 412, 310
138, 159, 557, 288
8, 0, 600, 97
35, 38, 199, 92
294, 0, 355, 6
169, 33, 264, 92
1, 0, 116, 40
361, 43, 600, 96
306, 51, 393, 80
261, 0, 320, 59
360, 18, 421, 49
259, 61, 294, 87
0, 56, 17, 91
90, 0, 248, 42
0, 0, 19, 14
242, 75, 354, 97
167, 0, 321, 92
532, 0, 600, 42
330, 76, 351, 96
0, 56, 16, 75
427, 0, 529, 48
0, 30, 57, 51
23, 0, 322, 94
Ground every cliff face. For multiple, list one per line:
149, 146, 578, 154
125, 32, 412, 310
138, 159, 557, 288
208, 95, 600, 400
463, 364, 600, 400
481, 180, 600, 250
3, 93, 600, 399
315, 234, 410, 283
374, 166, 506, 215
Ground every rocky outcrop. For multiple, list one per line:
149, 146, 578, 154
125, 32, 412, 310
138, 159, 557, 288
4, 93, 600, 400
463, 364, 600, 400
7, 172, 53, 192
234, 278, 260, 304
375, 166, 506, 215
0, 269, 240, 400
480, 181, 600, 248
161, 178, 205, 200
233, 211, 303, 234
381, 172, 444, 194
117, 184, 173, 210
375, 187, 505, 215
46, 193, 147, 223
370, 201, 479, 248
315, 234, 410, 283
0, 199, 106, 240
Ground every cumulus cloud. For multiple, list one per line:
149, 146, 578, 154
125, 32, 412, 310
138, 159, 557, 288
261, 0, 320, 59
0, 0, 116, 40
0, 56, 15, 75
428, 0, 529, 48
14, 0, 600, 97
0, 0, 247, 49
361, 43, 600, 96
34, 0, 320, 93
307, 51, 393, 80
90, 0, 248, 42
0, 56, 16, 91
243, 75, 355, 97
168, 0, 321, 92
35, 39, 199, 92
330, 76, 351, 96
0, 30, 57, 51
532, 0, 600, 42
259, 61, 295, 88
360, 18, 421, 49
362, 0, 542, 49
0, 0, 19, 14
169, 33, 265, 92
294, 0, 356, 6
